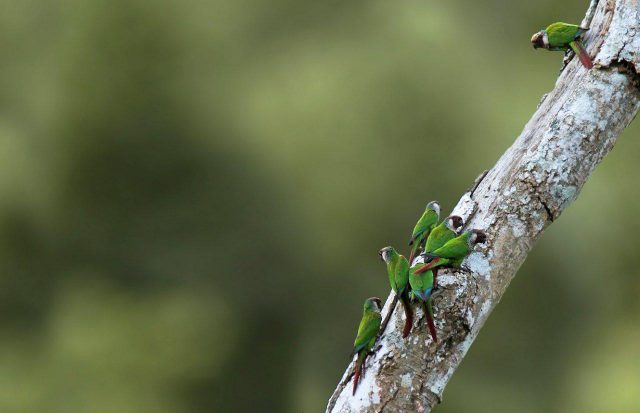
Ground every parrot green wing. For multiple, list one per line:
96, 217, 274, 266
353, 310, 382, 354
425, 221, 456, 253
430, 235, 470, 259
409, 266, 426, 292
409, 267, 434, 301
386, 260, 397, 292
547, 22, 583, 47
409, 209, 438, 244
394, 256, 410, 293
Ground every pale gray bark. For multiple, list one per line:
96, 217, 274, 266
327, 1, 640, 412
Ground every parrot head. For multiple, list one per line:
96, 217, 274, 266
531, 30, 549, 49
426, 200, 441, 216
364, 297, 383, 313
378, 246, 397, 263
469, 229, 487, 246
446, 215, 464, 232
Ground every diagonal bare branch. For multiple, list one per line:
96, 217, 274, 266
327, 1, 640, 411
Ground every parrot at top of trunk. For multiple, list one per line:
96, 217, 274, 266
352, 297, 382, 395
531, 22, 593, 69
409, 266, 437, 342
425, 215, 464, 253
414, 229, 487, 274
379, 246, 413, 338
408, 201, 440, 263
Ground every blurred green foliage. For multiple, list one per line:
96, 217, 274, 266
0, 0, 638, 411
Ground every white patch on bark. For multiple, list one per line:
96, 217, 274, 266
465, 252, 491, 279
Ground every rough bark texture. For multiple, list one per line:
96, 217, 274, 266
327, 1, 640, 412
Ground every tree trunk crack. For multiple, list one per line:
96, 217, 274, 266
468, 170, 489, 197
538, 196, 555, 222
376, 388, 399, 413
615, 60, 640, 89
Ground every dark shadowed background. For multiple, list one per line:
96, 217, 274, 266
1, 0, 639, 412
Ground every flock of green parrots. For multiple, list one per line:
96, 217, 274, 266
351, 201, 486, 394
349, 21, 593, 396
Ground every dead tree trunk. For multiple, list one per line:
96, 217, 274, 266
327, 1, 640, 411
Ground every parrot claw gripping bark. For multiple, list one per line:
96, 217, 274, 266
415, 229, 487, 274
379, 247, 414, 338
351, 297, 382, 395
408, 201, 440, 263
531, 22, 593, 69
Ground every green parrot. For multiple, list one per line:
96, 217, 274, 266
409, 266, 437, 342
408, 201, 440, 263
531, 22, 593, 69
425, 215, 464, 253
379, 246, 413, 338
351, 297, 382, 395
424, 215, 464, 289
415, 229, 487, 274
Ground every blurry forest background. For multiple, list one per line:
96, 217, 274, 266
1, 0, 639, 412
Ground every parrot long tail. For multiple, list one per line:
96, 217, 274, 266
423, 301, 438, 343
352, 351, 366, 395
399, 294, 414, 338
570, 41, 593, 69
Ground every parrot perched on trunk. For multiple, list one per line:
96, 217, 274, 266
424, 215, 464, 289
408, 201, 440, 263
425, 215, 464, 253
415, 229, 487, 274
531, 22, 593, 69
409, 267, 437, 342
351, 297, 382, 395
379, 246, 413, 338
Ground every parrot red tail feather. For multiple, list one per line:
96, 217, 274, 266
423, 302, 438, 343
352, 352, 366, 395
414, 258, 440, 274
571, 41, 593, 69
400, 295, 414, 338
